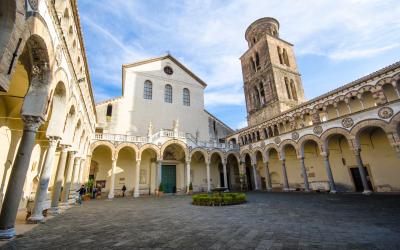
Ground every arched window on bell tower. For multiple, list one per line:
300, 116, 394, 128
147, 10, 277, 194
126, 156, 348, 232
277, 46, 283, 64
284, 77, 292, 99
250, 57, 256, 72
255, 52, 260, 70
283, 48, 290, 67
290, 79, 298, 101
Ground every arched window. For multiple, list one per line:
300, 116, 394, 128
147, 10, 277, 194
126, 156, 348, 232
250, 58, 256, 72
255, 52, 260, 70
290, 79, 297, 101
143, 80, 152, 100
164, 84, 172, 103
284, 77, 292, 99
106, 104, 112, 117
183, 88, 190, 106
277, 46, 283, 64
283, 48, 290, 66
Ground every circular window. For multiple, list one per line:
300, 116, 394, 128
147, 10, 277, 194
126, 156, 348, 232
164, 66, 173, 75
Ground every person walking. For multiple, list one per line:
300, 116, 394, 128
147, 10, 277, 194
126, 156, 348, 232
76, 184, 86, 205
122, 185, 127, 197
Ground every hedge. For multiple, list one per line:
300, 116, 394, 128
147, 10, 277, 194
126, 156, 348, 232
192, 193, 246, 206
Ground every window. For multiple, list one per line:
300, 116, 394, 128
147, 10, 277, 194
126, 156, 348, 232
250, 58, 256, 72
183, 88, 190, 106
284, 77, 292, 99
143, 80, 152, 100
106, 104, 112, 122
255, 52, 260, 70
283, 48, 290, 66
164, 84, 172, 103
277, 46, 283, 64
290, 79, 298, 101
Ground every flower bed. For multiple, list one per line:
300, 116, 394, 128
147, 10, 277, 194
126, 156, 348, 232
192, 193, 246, 206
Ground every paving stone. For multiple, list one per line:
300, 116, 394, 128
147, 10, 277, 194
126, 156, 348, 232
1, 192, 400, 249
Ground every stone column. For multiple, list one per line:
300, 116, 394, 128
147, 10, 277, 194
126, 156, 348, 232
299, 157, 310, 192
50, 145, 69, 213
222, 161, 228, 189
281, 159, 289, 191
322, 152, 337, 193
354, 148, 372, 194
186, 160, 191, 193
252, 164, 259, 190
69, 157, 81, 202
108, 158, 117, 199
28, 137, 60, 223
134, 160, 141, 198
61, 151, 76, 204
78, 159, 85, 184
206, 161, 211, 192
0, 116, 43, 239
157, 161, 162, 189
264, 161, 272, 191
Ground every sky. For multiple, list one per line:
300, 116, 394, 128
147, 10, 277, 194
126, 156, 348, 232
77, 0, 400, 130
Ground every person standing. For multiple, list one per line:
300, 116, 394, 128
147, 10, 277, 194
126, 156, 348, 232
76, 185, 86, 205
122, 185, 127, 197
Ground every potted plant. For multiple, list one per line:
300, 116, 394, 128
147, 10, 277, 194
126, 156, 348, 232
188, 182, 193, 195
158, 183, 164, 197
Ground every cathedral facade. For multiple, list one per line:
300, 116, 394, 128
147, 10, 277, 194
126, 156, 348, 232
0, 0, 399, 240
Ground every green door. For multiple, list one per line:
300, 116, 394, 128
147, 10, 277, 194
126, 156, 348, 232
162, 165, 176, 193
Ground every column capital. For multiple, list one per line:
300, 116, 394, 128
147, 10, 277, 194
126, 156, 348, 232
59, 144, 69, 152
47, 136, 60, 146
22, 115, 43, 131
136, 159, 141, 164
321, 152, 329, 158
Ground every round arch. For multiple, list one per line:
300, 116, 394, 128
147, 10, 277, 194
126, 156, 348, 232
252, 146, 266, 163
240, 149, 253, 164
90, 141, 115, 158
116, 143, 139, 160
350, 119, 393, 147
298, 134, 323, 157
279, 140, 299, 159
265, 143, 281, 161
320, 127, 353, 149
190, 148, 208, 163
208, 149, 225, 164
160, 139, 189, 161
139, 143, 160, 161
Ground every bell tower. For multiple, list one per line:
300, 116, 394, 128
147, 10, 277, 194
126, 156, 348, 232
241, 17, 305, 126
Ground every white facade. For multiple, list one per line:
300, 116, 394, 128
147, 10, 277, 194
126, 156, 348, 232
96, 55, 232, 142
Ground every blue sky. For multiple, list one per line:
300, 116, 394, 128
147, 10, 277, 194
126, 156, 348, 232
77, 0, 400, 130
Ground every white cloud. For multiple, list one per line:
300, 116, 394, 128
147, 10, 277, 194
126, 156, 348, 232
78, 0, 400, 123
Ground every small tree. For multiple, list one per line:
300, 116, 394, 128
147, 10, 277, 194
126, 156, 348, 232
158, 182, 164, 192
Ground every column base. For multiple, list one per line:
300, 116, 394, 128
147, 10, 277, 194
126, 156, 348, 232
0, 228, 16, 239
266, 188, 273, 192
304, 189, 311, 193
329, 190, 337, 194
133, 192, 139, 198
26, 214, 45, 224
362, 190, 372, 195
107, 193, 114, 199
283, 188, 290, 192
47, 207, 60, 215
59, 202, 69, 209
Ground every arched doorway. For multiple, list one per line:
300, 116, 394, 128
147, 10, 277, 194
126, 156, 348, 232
244, 153, 253, 190
209, 152, 224, 189
325, 134, 355, 191
226, 153, 240, 191
357, 126, 400, 192
91, 145, 113, 197
115, 147, 136, 197
267, 148, 281, 190
190, 150, 207, 192
161, 143, 186, 194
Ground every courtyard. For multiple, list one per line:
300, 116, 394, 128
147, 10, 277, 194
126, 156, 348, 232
2, 192, 400, 249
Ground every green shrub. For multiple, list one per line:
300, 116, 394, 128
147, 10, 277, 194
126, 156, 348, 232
192, 192, 246, 206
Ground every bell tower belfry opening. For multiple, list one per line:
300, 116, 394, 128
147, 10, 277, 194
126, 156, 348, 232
241, 17, 305, 126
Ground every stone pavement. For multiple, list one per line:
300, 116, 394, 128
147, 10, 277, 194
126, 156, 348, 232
1, 192, 400, 249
